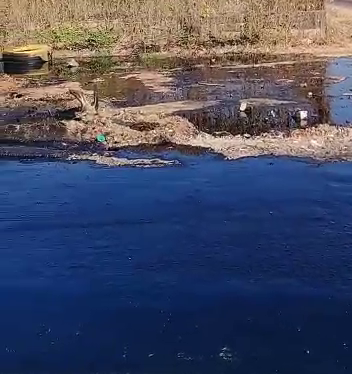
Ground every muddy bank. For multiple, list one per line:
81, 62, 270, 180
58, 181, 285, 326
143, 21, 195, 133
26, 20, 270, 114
0, 145, 179, 167
1, 74, 352, 163
67, 154, 179, 167
189, 124, 352, 161
5, 119, 351, 163
51, 44, 352, 62
57, 57, 337, 134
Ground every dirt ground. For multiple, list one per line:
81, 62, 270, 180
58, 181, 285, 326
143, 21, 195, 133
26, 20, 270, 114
53, 43, 352, 62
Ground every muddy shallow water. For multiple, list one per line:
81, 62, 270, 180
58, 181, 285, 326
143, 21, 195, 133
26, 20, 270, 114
1, 157, 352, 373
0, 56, 351, 163
58, 56, 352, 133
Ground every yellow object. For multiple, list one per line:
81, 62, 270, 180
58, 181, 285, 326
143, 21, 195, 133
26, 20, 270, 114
3, 44, 52, 62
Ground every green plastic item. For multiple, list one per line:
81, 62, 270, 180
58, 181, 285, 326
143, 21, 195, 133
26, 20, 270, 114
96, 134, 106, 143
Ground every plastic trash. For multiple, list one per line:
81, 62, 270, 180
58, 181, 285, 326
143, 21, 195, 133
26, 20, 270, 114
3, 45, 52, 63
96, 134, 106, 142
300, 119, 308, 127
269, 109, 277, 118
297, 110, 308, 120
239, 102, 248, 112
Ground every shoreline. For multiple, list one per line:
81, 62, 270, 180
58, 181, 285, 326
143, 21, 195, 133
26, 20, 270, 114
1, 55, 352, 167
51, 44, 352, 61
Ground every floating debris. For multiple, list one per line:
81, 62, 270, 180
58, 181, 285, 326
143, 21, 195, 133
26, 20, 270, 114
298, 110, 308, 120
177, 352, 194, 361
67, 154, 180, 167
219, 347, 233, 362
326, 76, 347, 84
239, 101, 248, 112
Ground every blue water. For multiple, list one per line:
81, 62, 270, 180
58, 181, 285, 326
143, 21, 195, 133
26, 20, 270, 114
326, 58, 352, 125
1, 157, 352, 373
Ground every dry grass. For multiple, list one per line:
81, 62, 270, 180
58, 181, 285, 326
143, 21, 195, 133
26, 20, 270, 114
1, 0, 326, 49
327, 2, 352, 44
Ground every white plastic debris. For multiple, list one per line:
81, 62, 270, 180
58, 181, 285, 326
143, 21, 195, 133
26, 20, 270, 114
307, 92, 313, 98
239, 101, 248, 112
298, 110, 308, 120
310, 139, 321, 147
269, 109, 277, 118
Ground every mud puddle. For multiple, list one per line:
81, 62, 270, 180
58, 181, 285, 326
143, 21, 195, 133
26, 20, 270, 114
1, 56, 352, 163
52, 57, 348, 135
326, 57, 352, 124
50, 52, 317, 75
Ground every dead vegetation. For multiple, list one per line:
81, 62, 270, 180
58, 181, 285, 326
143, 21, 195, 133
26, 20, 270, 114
1, 0, 326, 49
327, 1, 352, 45
67, 110, 198, 146
189, 124, 352, 161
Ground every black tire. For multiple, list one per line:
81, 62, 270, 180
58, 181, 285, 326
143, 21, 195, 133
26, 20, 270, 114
2, 45, 51, 75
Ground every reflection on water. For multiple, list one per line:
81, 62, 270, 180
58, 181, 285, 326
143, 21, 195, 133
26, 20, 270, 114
2, 56, 351, 139
325, 57, 352, 125
0, 157, 352, 373
75, 57, 349, 135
